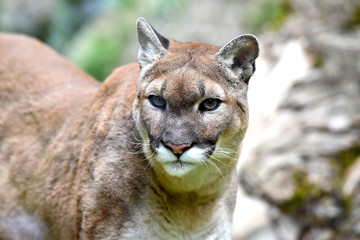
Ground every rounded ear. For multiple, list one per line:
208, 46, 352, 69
215, 34, 259, 84
136, 17, 170, 68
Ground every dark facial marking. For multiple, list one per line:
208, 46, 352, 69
198, 82, 206, 97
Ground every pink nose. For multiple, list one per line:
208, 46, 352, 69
164, 142, 191, 154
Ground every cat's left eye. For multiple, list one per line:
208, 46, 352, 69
149, 95, 166, 109
199, 99, 222, 111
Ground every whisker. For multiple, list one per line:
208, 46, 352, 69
144, 151, 156, 170
129, 141, 148, 148
216, 155, 239, 162
215, 147, 239, 155
126, 150, 144, 155
129, 141, 146, 145
201, 159, 209, 168
145, 159, 152, 169
207, 160, 224, 178
212, 150, 239, 162
130, 131, 146, 143
209, 156, 231, 167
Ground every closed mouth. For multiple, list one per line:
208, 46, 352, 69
170, 159, 194, 168
162, 159, 198, 177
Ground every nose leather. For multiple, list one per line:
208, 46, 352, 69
164, 142, 191, 154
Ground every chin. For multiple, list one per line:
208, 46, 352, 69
155, 144, 209, 176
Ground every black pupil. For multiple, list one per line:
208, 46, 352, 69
150, 96, 166, 109
205, 99, 217, 109
154, 97, 164, 106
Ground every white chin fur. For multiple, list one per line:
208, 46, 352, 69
155, 144, 207, 177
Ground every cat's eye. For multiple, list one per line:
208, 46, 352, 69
149, 95, 166, 109
200, 99, 222, 111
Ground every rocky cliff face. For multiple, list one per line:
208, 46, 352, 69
240, 0, 360, 239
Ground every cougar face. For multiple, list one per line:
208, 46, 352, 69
132, 19, 258, 183
134, 44, 252, 180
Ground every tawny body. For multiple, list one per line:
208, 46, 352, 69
0, 18, 259, 240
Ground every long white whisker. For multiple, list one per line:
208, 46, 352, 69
215, 147, 239, 156
207, 160, 224, 178
145, 158, 152, 169
210, 156, 231, 167
144, 151, 156, 169
129, 140, 147, 145
212, 150, 239, 162
201, 159, 210, 168
126, 150, 144, 155
131, 131, 146, 143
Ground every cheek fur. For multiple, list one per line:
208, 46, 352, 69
201, 106, 234, 140
138, 102, 166, 150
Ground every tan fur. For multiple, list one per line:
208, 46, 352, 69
0, 18, 258, 240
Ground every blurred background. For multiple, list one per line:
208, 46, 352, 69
1, 0, 359, 239
0, 0, 294, 81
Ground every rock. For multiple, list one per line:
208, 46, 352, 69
240, 0, 360, 238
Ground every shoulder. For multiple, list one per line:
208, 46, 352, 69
0, 33, 47, 54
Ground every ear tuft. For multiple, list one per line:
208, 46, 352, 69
215, 34, 259, 84
137, 17, 169, 68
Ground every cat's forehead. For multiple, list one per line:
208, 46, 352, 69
146, 41, 222, 79
167, 40, 220, 54
144, 68, 226, 103
141, 41, 230, 104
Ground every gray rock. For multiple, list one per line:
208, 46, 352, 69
241, 0, 360, 238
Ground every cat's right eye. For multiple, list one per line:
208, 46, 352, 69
199, 98, 222, 112
149, 95, 166, 109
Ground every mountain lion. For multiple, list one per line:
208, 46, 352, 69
0, 18, 259, 239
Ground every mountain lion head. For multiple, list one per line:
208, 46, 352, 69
133, 18, 259, 190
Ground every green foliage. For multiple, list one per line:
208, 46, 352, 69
279, 169, 320, 214
0, 0, 187, 81
69, 31, 128, 81
64, 0, 188, 81
47, 0, 84, 51
352, 5, 360, 26
278, 169, 348, 227
244, 0, 293, 32
279, 145, 360, 221
336, 144, 360, 180
343, 4, 360, 31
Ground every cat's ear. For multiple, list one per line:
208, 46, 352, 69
137, 17, 170, 68
215, 34, 259, 84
